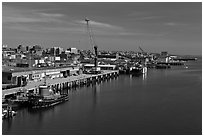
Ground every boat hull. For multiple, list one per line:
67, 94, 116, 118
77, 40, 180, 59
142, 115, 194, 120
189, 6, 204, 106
130, 67, 147, 75
28, 95, 69, 109
130, 68, 142, 75
155, 64, 171, 69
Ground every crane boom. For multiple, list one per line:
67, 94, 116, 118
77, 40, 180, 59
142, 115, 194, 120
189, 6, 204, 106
85, 18, 96, 49
139, 46, 145, 53
85, 18, 98, 71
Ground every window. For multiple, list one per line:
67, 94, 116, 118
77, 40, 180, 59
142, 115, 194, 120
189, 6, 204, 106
7, 76, 11, 80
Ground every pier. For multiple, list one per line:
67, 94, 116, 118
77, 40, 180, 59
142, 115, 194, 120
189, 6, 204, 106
2, 70, 119, 99
157, 62, 184, 66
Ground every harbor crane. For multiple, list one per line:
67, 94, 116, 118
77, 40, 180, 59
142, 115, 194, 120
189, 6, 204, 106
138, 44, 150, 66
137, 40, 148, 55
138, 44, 150, 57
85, 18, 100, 73
139, 46, 145, 54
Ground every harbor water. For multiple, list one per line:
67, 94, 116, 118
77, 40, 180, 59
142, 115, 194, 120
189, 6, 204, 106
2, 58, 202, 135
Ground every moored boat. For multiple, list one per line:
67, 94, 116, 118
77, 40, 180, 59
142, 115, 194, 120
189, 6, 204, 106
2, 104, 17, 119
130, 64, 147, 75
11, 90, 29, 108
28, 84, 69, 109
155, 64, 171, 69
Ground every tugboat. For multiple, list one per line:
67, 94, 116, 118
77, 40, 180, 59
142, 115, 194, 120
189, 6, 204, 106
11, 89, 29, 108
28, 74, 69, 109
130, 64, 147, 75
28, 84, 69, 109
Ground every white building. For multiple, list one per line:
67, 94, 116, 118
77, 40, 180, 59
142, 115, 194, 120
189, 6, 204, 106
84, 64, 116, 70
70, 48, 78, 54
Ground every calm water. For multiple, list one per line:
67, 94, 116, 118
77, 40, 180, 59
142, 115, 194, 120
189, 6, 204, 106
2, 59, 202, 135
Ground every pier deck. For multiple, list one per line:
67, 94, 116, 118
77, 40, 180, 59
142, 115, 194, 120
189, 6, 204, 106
2, 70, 119, 98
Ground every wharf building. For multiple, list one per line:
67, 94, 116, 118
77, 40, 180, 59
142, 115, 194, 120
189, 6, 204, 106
2, 65, 119, 99
2, 66, 80, 88
83, 64, 116, 70
156, 51, 176, 63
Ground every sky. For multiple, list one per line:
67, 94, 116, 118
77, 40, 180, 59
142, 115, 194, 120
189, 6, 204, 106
2, 2, 202, 55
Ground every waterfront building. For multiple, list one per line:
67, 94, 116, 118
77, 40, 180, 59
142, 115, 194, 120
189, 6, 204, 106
157, 51, 170, 63
2, 66, 80, 88
84, 64, 116, 70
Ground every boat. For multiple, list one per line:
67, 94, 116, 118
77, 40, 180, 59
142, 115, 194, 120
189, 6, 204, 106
28, 85, 69, 109
155, 64, 171, 69
2, 104, 17, 119
130, 64, 147, 75
184, 64, 188, 69
11, 90, 30, 108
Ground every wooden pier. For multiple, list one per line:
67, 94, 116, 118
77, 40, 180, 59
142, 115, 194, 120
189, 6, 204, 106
157, 62, 184, 66
2, 70, 119, 98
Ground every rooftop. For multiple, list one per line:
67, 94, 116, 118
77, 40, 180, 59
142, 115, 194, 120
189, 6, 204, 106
2, 65, 78, 73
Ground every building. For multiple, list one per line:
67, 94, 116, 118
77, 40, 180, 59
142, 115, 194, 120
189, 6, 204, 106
97, 53, 119, 61
2, 44, 8, 49
32, 45, 42, 51
17, 45, 27, 53
50, 47, 57, 56
50, 47, 64, 56
2, 66, 80, 86
157, 51, 170, 63
84, 64, 116, 70
69, 48, 78, 54
2, 50, 16, 59
161, 51, 168, 57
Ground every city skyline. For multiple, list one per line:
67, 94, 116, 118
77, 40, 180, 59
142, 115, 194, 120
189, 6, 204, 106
2, 2, 202, 55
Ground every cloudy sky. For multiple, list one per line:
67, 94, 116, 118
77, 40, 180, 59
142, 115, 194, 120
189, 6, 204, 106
2, 2, 202, 55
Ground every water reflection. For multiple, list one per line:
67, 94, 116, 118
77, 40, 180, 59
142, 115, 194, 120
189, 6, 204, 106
92, 83, 100, 107
142, 73, 147, 85
27, 104, 58, 126
129, 74, 132, 86
2, 118, 13, 133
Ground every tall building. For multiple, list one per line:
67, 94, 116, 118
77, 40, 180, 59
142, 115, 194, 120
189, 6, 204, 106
50, 47, 64, 56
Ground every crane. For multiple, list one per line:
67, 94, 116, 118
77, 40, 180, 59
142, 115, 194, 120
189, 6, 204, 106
138, 44, 149, 66
139, 46, 145, 54
85, 18, 99, 72
138, 40, 147, 55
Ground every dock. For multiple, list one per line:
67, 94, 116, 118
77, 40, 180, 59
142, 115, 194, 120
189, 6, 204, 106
2, 70, 119, 98
157, 62, 184, 66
